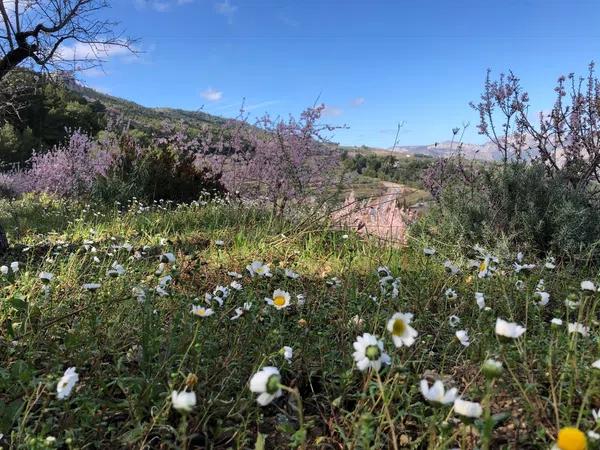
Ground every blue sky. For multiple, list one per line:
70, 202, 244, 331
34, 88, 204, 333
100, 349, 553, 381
82, 0, 600, 147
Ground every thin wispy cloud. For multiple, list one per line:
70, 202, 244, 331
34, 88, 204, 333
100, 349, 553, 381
215, 0, 238, 22
245, 100, 280, 111
322, 105, 343, 117
201, 87, 223, 102
351, 97, 365, 106
134, 0, 194, 12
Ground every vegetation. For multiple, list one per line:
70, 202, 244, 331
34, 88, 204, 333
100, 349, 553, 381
0, 195, 598, 449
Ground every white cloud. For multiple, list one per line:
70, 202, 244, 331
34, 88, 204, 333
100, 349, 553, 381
57, 41, 132, 62
215, 0, 238, 21
134, 0, 194, 12
201, 87, 223, 102
351, 97, 365, 106
322, 105, 343, 117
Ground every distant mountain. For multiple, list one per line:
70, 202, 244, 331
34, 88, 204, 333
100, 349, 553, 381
388, 140, 503, 161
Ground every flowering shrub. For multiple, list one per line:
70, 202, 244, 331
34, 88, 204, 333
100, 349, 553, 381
2, 130, 113, 197
212, 105, 343, 214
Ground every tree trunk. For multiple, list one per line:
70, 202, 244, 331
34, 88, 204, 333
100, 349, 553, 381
0, 223, 8, 253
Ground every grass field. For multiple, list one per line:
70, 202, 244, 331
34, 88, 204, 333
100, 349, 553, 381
0, 194, 598, 449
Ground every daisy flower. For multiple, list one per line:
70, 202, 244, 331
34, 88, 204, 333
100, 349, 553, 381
420, 379, 457, 405
39, 272, 54, 283
191, 305, 214, 317
284, 268, 300, 279
534, 291, 550, 307
160, 252, 176, 263
171, 390, 196, 413
10, 261, 19, 273
495, 318, 526, 339
592, 359, 600, 369
551, 318, 563, 326
246, 260, 272, 277
352, 333, 391, 371
56, 367, 79, 400
387, 313, 418, 347
448, 315, 461, 328
567, 322, 590, 337
453, 398, 482, 418
580, 280, 596, 292
282, 346, 293, 361
443, 260, 460, 275
249, 367, 283, 406
475, 292, 485, 310
482, 358, 503, 379
265, 289, 291, 310
455, 330, 470, 347
423, 247, 436, 256
230, 281, 242, 291
0, 265, 8, 275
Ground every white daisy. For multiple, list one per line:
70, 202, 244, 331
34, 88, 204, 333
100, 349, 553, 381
581, 280, 596, 292
39, 272, 54, 283
534, 291, 550, 307
227, 271, 243, 279
550, 318, 563, 326
567, 322, 590, 337
265, 289, 291, 310
215, 240, 225, 246
230, 281, 242, 291
565, 299, 580, 310
246, 260, 272, 277
213, 285, 230, 301
0, 265, 8, 275
455, 330, 470, 347
593, 359, 600, 369
284, 268, 300, 279
171, 390, 196, 412
387, 312, 418, 347
475, 292, 485, 310
376, 266, 392, 278
443, 260, 460, 275
282, 346, 293, 361
545, 257, 556, 270
352, 333, 391, 372
453, 398, 482, 418
56, 367, 79, 400
588, 431, 600, 441
420, 379, 457, 405
448, 315, 461, 328
160, 252, 176, 263
191, 305, 214, 317
445, 288, 458, 300
249, 367, 283, 406
296, 294, 306, 306
10, 261, 19, 273
592, 408, 599, 422
495, 318, 526, 339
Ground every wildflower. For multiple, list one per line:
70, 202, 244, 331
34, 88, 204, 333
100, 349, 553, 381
495, 318, 526, 339
513, 262, 535, 273
445, 288, 457, 300
158, 275, 172, 287
565, 297, 581, 310
455, 330, 470, 347
284, 268, 300, 279
448, 315, 461, 328
545, 257, 556, 269
581, 280, 596, 292
247, 260, 272, 277
249, 367, 283, 406
155, 262, 166, 275
377, 266, 392, 278
593, 359, 600, 369
265, 289, 291, 310
327, 277, 342, 288
171, 390, 196, 413
592, 409, 599, 422
350, 315, 364, 327
230, 281, 242, 291
282, 346, 293, 361
443, 260, 460, 275
215, 240, 225, 246
387, 312, 418, 347
588, 431, 599, 441
534, 291, 550, 307
296, 294, 305, 306
515, 280, 524, 290
39, 272, 54, 283
155, 286, 169, 297
567, 322, 590, 337
160, 252, 176, 263
553, 427, 587, 450
213, 285, 230, 302
352, 333, 391, 372
551, 318, 563, 326
191, 305, 214, 317
230, 307, 244, 320
478, 258, 492, 278
133, 287, 146, 303
107, 262, 125, 277
469, 292, 485, 309
83, 283, 101, 292
423, 247, 436, 256
227, 271, 243, 279
56, 367, 79, 400
482, 359, 503, 379
10, 261, 19, 273
420, 379, 457, 405
453, 398, 482, 419
0, 265, 8, 275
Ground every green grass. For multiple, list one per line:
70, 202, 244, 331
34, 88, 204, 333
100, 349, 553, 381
0, 195, 598, 449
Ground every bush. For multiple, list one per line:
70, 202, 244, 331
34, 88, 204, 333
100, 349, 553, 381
423, 161, 600, 261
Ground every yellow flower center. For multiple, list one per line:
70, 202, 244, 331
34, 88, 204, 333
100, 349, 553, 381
479, 260, 488, 272
392, 319, 406, 336
195, 309, 206, 316
273, 296, 286, 307
557, 427, 587, 450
